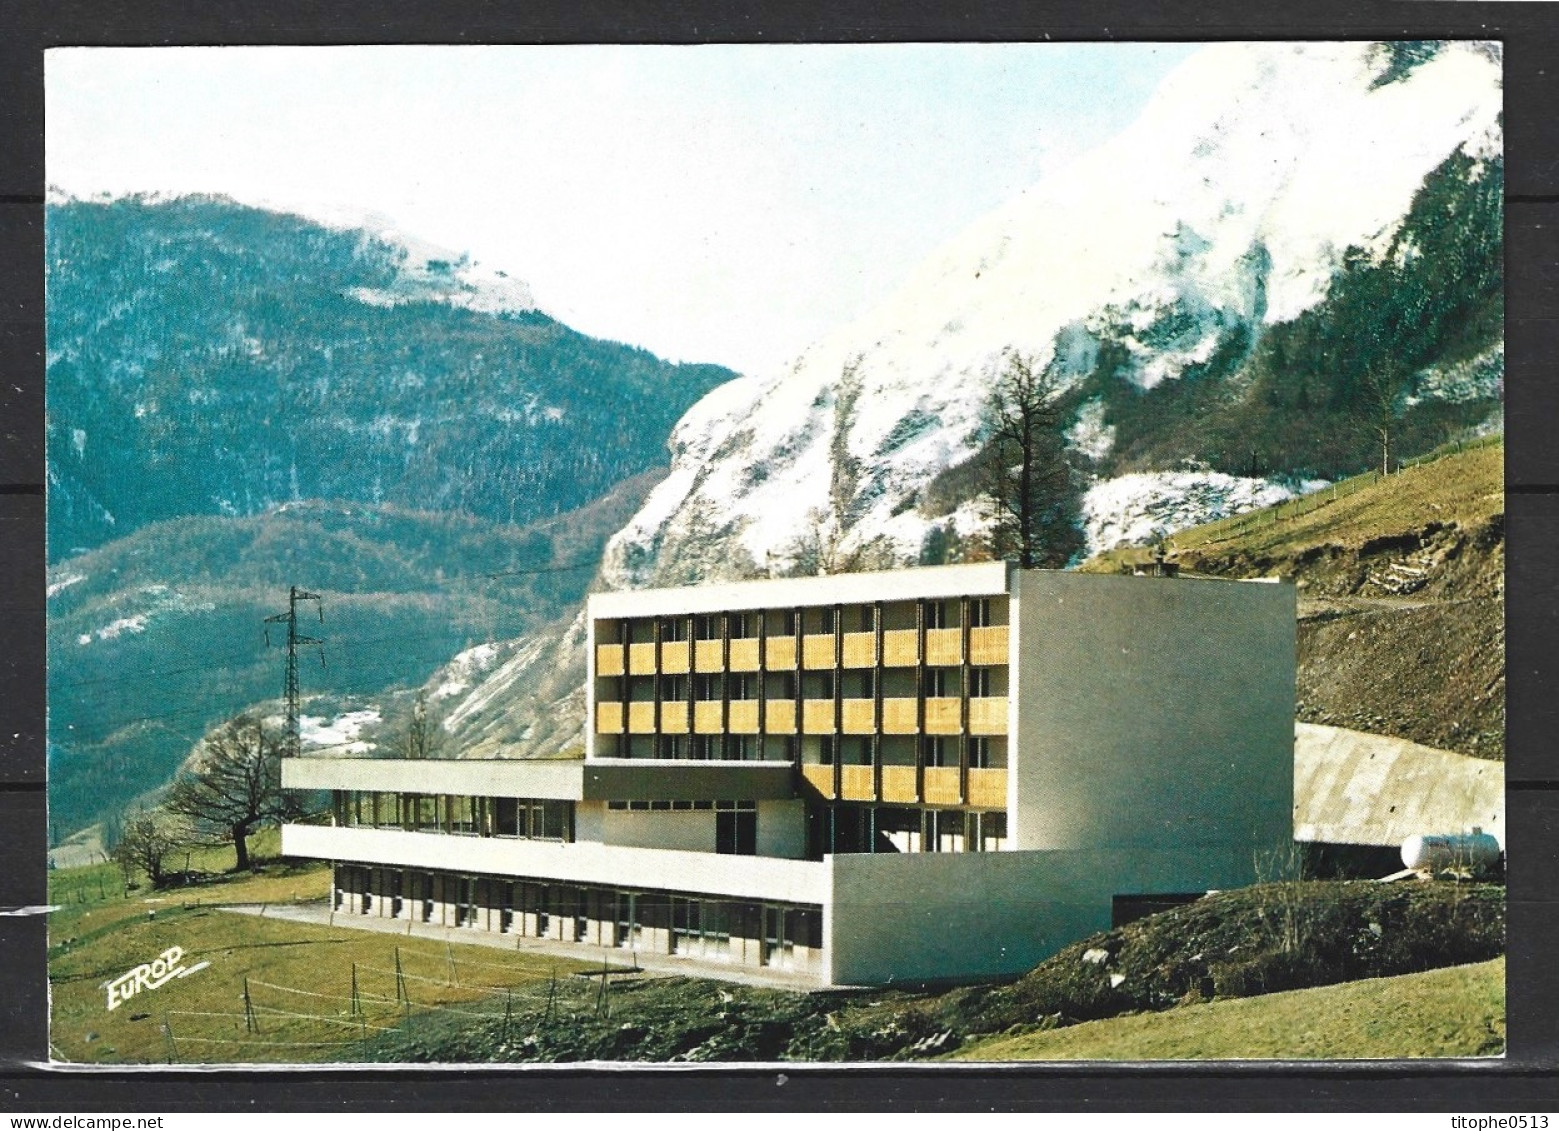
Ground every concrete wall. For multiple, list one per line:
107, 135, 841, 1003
1010, 572, 1294, 877
284, 756, 587, 798
285, 823, 828, 905
757, 800, 807, 858
590, 561, 1012, 621
600, 807, 718, 852
826, 847, 1227, 985
284, 756, 797, 802
1294, 722, 1505, 848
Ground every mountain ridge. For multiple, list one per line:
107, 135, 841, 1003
598, 40, 1502, 590
45, 194, 735, 561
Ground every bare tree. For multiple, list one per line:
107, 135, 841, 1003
980, 350, 1085, 568
403, 690, 437, 759
110, 810, 186, 889
165, 714, 300, 871
1355, 363, 1406, 476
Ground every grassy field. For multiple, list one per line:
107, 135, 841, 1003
1084, 436, 1502, 573
47, 833, 595, 1065
953, 957, 1505, 1061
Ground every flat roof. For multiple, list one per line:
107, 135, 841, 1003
589, 561, 1013, 619
282, 755, 800, 802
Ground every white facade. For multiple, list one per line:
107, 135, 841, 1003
282, 563, 1294, 986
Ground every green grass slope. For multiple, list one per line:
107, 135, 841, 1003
954, 957, 1503, 1061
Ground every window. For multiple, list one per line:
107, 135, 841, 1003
970, 598, 992, 628
695, 673, 722, 701
803, 671, 835, 699
767, 609, 798, 636
925, 600, 950, 629
657, 735, 686, 760
628, 618, 656, 644
922, 668, 956, 697
446, 795, 478, 835
971, 737, 1008, 769
729, 672, 758, 700
660, 673, 688, 701
843, 669, 875, 699
661, 616, 689, 642
975, 811, 1008, 852
695, 614, 722, 640
925, 736, 956, 768
495, 797, 520, 836
374, 792, 403, 829
730, 612, 758, 638
969, 667, 993, 697
692, 734, 721, 761
840, 736, 872, 765
716, 809, 757, 855
806, 736, 835, 766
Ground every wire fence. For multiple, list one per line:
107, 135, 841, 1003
157, 943, 619, 1064
1171, 432, 1501, 551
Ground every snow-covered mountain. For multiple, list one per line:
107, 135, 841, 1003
597, 41, 1503, 587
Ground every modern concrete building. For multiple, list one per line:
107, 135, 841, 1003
282, 562, 1295, 986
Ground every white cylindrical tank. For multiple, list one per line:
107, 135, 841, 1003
1401, 830, 1503, 872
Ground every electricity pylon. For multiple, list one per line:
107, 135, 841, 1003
264, 586, 324, 757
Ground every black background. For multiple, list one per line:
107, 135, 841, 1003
2, 0, 1556, 1112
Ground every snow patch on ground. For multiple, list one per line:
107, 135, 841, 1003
77, 615, 148, 645
48, 573, 86, 598
1067, 399, 1116, 463
1407, 343, 1504, 406
432, 642, 502, 701
1082, 471, 1327, 556
337, 217, 537, 317
299, 708, 382, 755
440, 635, 555, 734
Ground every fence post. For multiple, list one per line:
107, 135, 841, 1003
162, 1014, 176, 1065
351, 963, 361, 1016
243, 977, 258, 1034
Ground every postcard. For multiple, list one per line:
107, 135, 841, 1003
43, 41, 1505, 1066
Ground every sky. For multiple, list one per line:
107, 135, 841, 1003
47, 43, 1196, 377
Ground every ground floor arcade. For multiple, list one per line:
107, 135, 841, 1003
331, 863, 824, 976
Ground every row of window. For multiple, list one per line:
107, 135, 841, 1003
332, 791, 574, 841
606, 733, 1007, 768
606, 799, 758, 811
333, 867, 823, 967
603, 597, 1003, 644
603, 666, 1007, 703
815, 805, 1009, 855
